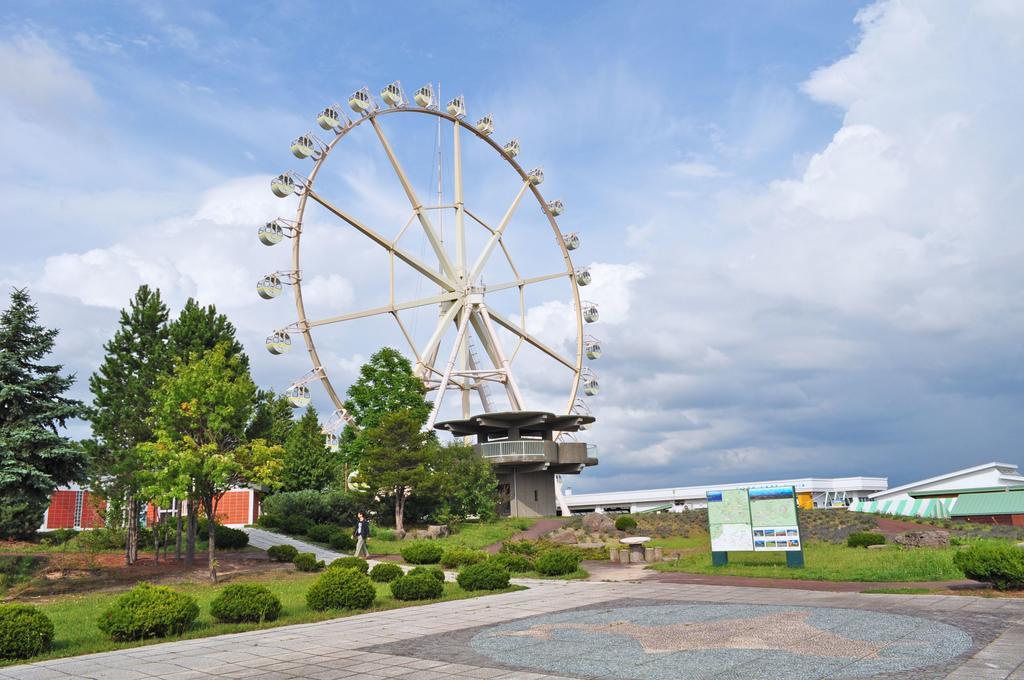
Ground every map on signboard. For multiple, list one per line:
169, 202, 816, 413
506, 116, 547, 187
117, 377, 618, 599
707, 489, 753, 551
749, 487, 798, 526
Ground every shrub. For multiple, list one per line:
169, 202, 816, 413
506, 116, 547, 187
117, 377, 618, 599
401, 541, 443, 564
847, 532, 887, 548
535, 549, 581, 576
440, 547, 488, 569
390, 572, 444, 601
210, 525, 249, 549
500, 539, 539, 556
306, 523, 337, 543
256, 513, 280, 529
489, 553, 534, 573
457, 562, 511, 591
72, 527, 126, 551
209, 584, 282, 623
407, 566, 445, 582
369, 562, 404, 583
371, 527, 395, 541
293, 552, 324, 572
306, 568, 376, 610
329, 556, 369, 574
96, 583, 199, 641
261, 490, 360, 529
0, 604, 54, 660
278, 515, 311, 537
39, 528, 79, 546
615, 515, 638, 531
329, 530, 356, 552
267, 544, 299, 562
953, 541, 1024, 590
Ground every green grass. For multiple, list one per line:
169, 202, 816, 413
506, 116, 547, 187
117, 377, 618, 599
648, 542, 965, 582
2, 571, 524, 667
860, 587, 933, 594
518, 568, 589, 581
367, 517, 536, 555
645, 535, 706, 550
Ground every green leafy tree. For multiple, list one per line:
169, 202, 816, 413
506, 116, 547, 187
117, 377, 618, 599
166, 298, 249, 566
423, 442, 498, 523
356, 409, 436, 532
0, 289, 89, 538
87, 285, 171, 564
144, 344, 282, 582
342, 348, 430, 470
280, 405, 338, 492
246, 390, 294, 446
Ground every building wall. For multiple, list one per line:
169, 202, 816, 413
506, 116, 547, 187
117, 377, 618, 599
961, 514, 1024, 526
215, 490, 254, 525
41, 487, 256, 530
497, 470, 557, 517
871, 466, 1019, 503
45, 490, 78, 529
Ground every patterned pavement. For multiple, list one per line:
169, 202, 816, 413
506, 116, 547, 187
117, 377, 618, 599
3, 579, 1024, 679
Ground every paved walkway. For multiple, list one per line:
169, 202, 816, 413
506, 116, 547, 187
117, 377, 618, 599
244, 528, 348, 564
4, 579, 1023, 679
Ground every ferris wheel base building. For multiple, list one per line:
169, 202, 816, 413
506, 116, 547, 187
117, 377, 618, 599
435, 411, 597, 517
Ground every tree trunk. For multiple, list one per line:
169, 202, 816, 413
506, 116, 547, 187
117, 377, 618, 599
174, 502, 182, 561
124, 495, 133, 566
125, 497, 139, 565
394, 488, 405, 533
185, 497, 197, 568
204, 496, 218, 583
153, 515, 161, 563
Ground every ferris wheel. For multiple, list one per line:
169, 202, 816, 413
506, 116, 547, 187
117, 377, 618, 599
256, 81, 602, 444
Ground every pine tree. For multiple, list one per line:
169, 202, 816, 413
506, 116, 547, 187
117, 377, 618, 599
357, 409, 435, 532
246, 389, 294, 446
167, 298, 248, 370
0, 289, 88, 538
88, 285, 171, 564
281, 405, 338, 492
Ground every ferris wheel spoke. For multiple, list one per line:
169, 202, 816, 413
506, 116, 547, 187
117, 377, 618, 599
467, 180, 531, 284
369, 117, 458, 280
486, 271, 569, 294
306, 188, 455, 293
416, 300, 464, 379
485, 308, 576, 371
304, 292, 459, 328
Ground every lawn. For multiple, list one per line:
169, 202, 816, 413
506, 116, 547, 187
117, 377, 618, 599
366, 517, 536, 555
4, 570, 524, 667
648, 542, 965, 582
645, 535, 706, 550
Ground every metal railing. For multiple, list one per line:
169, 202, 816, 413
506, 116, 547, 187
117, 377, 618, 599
479, 440, 548, 459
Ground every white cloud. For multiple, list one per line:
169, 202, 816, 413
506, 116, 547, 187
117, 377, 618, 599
0, 34, 98, 121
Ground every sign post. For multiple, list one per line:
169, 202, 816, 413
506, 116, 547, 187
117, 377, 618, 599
706, 485, 804, 568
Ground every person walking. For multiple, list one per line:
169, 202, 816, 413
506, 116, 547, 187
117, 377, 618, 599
354, 511, 370, 558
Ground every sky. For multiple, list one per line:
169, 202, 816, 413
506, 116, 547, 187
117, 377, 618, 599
2, 1, 1023, 493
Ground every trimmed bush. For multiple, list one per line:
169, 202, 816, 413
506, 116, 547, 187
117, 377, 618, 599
96, 583, 199, 641
306, 523, 337, 543
401, 541, 443, 565
328, 530, 356, 552
391, 572, 443, 600
847, 532, 887, 548
500, 539, 540, 555
209, 584, 282, 623
279, 515, 311, 537
210, 525, 249, 549
39, 529, 79, 546
306, 568, 376, 610
0, 604, 54, 660
256, 513, 280, 529
535, 548, 581, 576
371, 527, 395, 541
457, 562, 511, 591
615, 515, 637, 531
440, 547, 488, 569
329, 556, 369, 574
261, 490, 360, 529
72, 527, 126, 551
369, 562, 404, 583
293, 552, 324, 572
953, 541, 1024, 590
489, 553, 534, 573
267, 544, 299, 562
407, 566, 445, 582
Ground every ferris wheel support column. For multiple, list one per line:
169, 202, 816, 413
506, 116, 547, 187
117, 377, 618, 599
415, 301, 463, 379
427, 307, 472, 429
477, 306, 526, 411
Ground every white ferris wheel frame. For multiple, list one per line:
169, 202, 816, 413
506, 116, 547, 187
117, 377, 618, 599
267, 91, 592, 435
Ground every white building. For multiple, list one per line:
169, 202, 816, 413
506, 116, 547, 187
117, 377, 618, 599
560, 476, 888, 515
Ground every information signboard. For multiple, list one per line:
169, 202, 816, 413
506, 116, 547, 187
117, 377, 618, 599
707, 488, 753, 552
706, 486, 802, 554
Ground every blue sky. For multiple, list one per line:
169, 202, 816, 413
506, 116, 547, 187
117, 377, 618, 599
3, 1, 1023, 493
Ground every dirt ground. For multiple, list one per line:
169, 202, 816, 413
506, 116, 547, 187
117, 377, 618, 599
3, 549, 289, 602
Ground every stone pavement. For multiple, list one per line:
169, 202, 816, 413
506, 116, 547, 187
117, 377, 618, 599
244, 528, 347, 564
4, 580, 1024, 679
